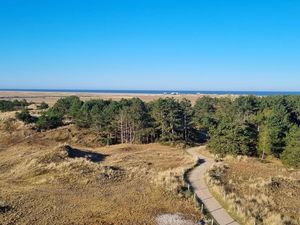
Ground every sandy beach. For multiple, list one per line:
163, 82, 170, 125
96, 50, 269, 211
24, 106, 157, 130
0, 91, 227, 105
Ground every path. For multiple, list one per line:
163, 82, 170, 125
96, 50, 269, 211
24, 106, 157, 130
186, 147, 240, 225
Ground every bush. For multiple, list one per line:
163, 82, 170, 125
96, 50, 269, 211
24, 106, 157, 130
37, 102, 49, 110
15, 109, 37, 124
12, 99, 30, 109
0, 100, 15, 112
36, 111, 63, 130
281, 148, 300, 168
0, 99, 29, 112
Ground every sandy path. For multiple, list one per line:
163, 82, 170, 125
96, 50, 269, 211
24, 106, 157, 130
186, 147, 240, 225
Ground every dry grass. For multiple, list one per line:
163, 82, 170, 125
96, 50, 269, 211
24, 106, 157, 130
206, 158, 300, 225
0, 113, 202, 225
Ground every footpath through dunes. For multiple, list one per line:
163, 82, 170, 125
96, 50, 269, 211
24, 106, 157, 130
186, 146, 240, 225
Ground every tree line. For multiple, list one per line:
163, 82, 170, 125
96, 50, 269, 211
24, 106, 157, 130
12, 95, 300, 168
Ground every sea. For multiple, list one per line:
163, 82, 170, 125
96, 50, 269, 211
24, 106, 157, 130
1, 89, 300, 96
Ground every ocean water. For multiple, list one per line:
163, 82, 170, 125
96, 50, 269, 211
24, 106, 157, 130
1, 89, 300, 96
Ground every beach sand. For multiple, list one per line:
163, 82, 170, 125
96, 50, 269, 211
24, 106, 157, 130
0, 91, 227, 105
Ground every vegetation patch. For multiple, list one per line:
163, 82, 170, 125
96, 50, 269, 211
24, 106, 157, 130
0, 140, 201, 224
0, 99, 29, 112
0, 202, 11, 214
2, 94, 300, 224
206, 160, 300, 225
8, 95, 300, 167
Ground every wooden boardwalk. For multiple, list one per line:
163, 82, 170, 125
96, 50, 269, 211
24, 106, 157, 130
187, 147, 240, 225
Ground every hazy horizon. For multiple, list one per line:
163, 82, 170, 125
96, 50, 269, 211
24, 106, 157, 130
0, 88, 300, 94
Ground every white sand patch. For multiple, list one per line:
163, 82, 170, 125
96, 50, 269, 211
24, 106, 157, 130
156, 214, 197, 225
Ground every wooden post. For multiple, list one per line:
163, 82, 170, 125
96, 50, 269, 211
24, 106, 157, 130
211, 218, 214, 225
201, 203, 204, 213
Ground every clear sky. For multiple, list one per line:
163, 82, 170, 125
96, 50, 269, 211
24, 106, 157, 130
0, 0, 299, 91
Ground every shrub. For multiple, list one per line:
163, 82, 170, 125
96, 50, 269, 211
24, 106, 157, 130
15, 109, 37, 124
281, 148, 300, 168
0, 100, 15, 112
0, 99, 29, 112
12, 99, 30, 109
37, 102, 49, 110
36, 111, 63, 130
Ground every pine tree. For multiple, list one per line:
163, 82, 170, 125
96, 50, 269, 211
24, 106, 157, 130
180, 98, 193, 142
151, 98, 183, 142
258, 125, 272, 159
281, 126, 300, 168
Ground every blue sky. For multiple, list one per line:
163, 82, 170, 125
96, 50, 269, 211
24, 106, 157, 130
0, 0, 299, 90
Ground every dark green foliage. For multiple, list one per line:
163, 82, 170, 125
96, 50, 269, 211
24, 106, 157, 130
193, 96, 217, 130
37, 102, 49, 110
232, 96, 259, 119
151, 98, 184, 142
74, 100, 94, 128
180, 98, 194, 142
15, 109, 37, 124
13, 99, 30, 108
258, 125, 272, 159
208, 115, 258, 156
206, 95, 300, 160
75, 99, 116, 128
117, 98, 152, 143
36, 110, 63, 130
0, 99, 29, 112
281, 126, 300, 168
210, 96, 260, 156
261, 98, 291, 156
285, 95, 300, 125
0, 100, 14, 112
51, 96, 82, 117
16, 95, 300, 166
193, 96, 218, 142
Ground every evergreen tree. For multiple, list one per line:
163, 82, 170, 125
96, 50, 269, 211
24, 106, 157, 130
281, 126, 300, 168
151, 98, 183, 142
208, 117, 258, 156
52, 96, 82, 117
75, 101, 94, 128
180, 98, 194, 142
258, 125, 272, 159
193, 96, 217, 131
36, 110, 63, 130
233, 96, 259, 121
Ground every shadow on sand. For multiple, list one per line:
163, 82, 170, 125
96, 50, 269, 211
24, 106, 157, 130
66, 146, 109, 163
196, 158, 206, 165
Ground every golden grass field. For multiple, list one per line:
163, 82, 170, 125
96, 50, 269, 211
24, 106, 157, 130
0, 111, 202, 225
205, 155, 300, 225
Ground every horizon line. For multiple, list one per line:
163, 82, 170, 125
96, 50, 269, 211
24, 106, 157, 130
1, 88, 300, 93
